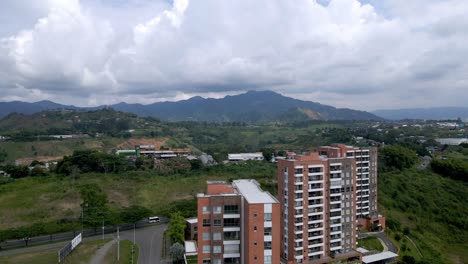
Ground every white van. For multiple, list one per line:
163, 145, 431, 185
148, 216, 160, 223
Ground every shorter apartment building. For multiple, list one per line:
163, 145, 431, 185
197, 180, 280, 264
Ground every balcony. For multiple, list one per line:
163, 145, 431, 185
308, 208, 323, 216
309, 184, 323, 191
308, 176, 324, 184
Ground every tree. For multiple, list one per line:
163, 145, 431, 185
80, 184, 108, 229
170, 242, 185, 264
120, 206, 152, 224
261, 148, 275, 162
379, 145, 418, 171
0, 150, 7, 163
401, 256, 416, 264
30, 166, 47, 177
1, 164, 29, 178
189, 159, 203, 170
168, 212, 185, 245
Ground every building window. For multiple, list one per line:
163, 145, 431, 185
213, 206, 222, 214
264, 241, 272, 250
223, 218, 240, 227
212, 260, 221, 264
203, 232, 211, 240
224, 231, 239, 240
264, 213, 272, 222
213, 246, 222, 254
295, 168, 303, 174
224, 205, 239, 214
213, 232, 221, 240
214, 219, 222, 226
203, 219, 211, 227
264, 227, 272, 236
202, 259, 211, 264
264, 255, 272, 264
202, 206, 211, 214
254, 226, 257, 232
203, 245, 211, 254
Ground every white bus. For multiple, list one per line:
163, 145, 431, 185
148, 216, 160, 223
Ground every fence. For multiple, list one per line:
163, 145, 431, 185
0, 218, 167, 250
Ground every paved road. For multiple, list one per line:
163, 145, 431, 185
0, 224, 168, 264
120, 224, 167, 264
359, 231, 398, 253
419, 156, 432, 170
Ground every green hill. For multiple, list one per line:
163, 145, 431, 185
379, 168, 468, 263
0, 108, 161, 135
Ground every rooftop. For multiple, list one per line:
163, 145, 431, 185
362, 251, 398, 263
232, 179, 278, 204
184, 241, 197, 256
186, 217, 198, 224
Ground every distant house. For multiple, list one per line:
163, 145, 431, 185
199, 153, 217, 166
185, 217, 198, 241
435, 138, 468, 145
135, 145, 191, 159
116, 149, 137, 156
228, 152, 264, 162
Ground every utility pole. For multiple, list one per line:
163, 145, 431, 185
102, 219, 104, 240
131, 223, 136, 264
117, 227, 120, 261
81, 205, 84, 235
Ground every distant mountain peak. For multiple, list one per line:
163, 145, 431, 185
0, 90, 381, 122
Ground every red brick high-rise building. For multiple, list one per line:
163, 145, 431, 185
277, 144, 385, 264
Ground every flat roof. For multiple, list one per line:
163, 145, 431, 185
356, 247, 369, 253
184, 241, 197, 256
186, 217, 198, 224
233, 179, 278, 204
362, 252, 398, 263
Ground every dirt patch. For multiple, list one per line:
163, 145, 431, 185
169, 193, 194, 201
299, 108, 322, 120
116, 138, 168, 150
107, 189, 131, 207
15, 156, 64, 166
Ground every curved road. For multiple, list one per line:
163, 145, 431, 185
120, 223, 168, 264
359, 231, 398, 253
0, 223, 168, 264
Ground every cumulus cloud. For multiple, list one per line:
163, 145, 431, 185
0, 0, 467, 109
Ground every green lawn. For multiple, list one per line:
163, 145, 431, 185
0, 239, 110, 264
357, 237, 383, 252
186, 255, 197, 264
0, 162, 276, 230
103, 239, 139, 264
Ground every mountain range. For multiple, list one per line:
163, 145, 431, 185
0, 90, 380, 122
372, 107, 468, 120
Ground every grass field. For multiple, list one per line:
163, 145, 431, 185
357, 237, 384, 252
0, 162, 276, 229
103, 240, 139, 264
0, 239, 110, 264
0, 137, 126, 162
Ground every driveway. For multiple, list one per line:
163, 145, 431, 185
359, 231, 398, 253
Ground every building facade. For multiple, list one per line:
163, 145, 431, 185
197, 180, 280, 264
278, 144, 383, 264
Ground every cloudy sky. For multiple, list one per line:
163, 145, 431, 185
0, 0, 467, 110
